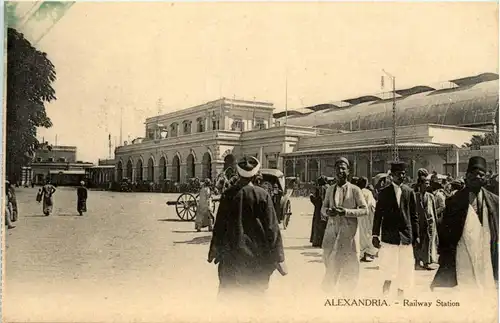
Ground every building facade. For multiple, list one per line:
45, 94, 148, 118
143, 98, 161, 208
114, 73, 498, 185
445, 145, 499, 177
114, 98, 326, 183
281, 124, 490, 181
86, 159, 116, 188
27, 145, 94, 186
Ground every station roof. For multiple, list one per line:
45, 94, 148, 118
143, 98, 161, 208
274, 73, 499, 131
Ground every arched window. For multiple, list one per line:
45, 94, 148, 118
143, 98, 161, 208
211, 111, 220, 130
183, 120, 192, 135
170, 122, 178, 137
197, 117, 205, 133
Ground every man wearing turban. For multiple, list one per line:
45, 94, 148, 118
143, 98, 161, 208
208, 156, 286, 302
321, 157, 368, 295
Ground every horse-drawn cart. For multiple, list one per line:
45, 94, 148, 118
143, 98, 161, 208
165, 168, 293, 229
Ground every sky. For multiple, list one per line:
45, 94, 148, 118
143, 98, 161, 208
24, 1, 499, 163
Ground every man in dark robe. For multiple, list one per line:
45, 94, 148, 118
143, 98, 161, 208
7, 181, 18, 222
208, 156, 286, 302
373, 161, 419, 298
310, 176, 328, 247
431, 156, 498, 295
77, 181, 88, 216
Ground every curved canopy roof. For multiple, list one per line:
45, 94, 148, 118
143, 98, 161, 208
279, 77, 498, 131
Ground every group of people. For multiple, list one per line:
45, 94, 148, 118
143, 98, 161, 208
4, 179, 89, 229
201, 154, 498, 303
35, 179, 88, 216
308, 155, 498, 298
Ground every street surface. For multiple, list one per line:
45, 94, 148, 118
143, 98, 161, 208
4, 187, 496, 323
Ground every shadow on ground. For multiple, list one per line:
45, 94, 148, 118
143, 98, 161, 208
284, 245, 317, 251
301, 251, 322, 258
174, 235, 212, 245
158, 218, 189, 222
171, 230, 199, 233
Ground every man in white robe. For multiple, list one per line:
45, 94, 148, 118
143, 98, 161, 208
321, 157, 368, 295
432, 156, 498, 298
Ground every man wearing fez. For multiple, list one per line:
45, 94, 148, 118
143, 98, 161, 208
321, 157, 368, 295
431, 156, 498, 295
373, 161, 419, 298
208, 156, 287, 301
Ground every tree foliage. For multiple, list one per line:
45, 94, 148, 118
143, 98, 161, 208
6, 27, 56, 181
462, 132, 499, 150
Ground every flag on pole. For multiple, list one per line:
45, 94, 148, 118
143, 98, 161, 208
16, 1, 75, 45
381, 75, 385, 89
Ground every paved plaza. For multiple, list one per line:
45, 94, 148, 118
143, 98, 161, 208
4, 187, 494, 323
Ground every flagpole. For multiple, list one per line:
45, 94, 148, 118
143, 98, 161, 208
285, 71, 288, 127
120, 104, 123, 146
382, 69, 398, 162
108, 134, 112, 159
253, 97, 256, 130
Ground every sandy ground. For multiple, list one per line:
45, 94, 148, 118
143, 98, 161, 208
3, 187, 497, 323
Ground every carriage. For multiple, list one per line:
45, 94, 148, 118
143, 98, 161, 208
166, 168, 293, 229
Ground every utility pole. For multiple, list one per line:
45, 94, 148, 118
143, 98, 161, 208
119, 104, 123, 146
285, 71, 288, 126
382, 69, 398, 162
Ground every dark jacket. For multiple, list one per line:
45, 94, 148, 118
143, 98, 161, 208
209, 183, 285, 269
373, 183, 419, 245
431, 187, 499, 289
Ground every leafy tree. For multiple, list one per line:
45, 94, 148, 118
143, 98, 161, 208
6, 27, 56, 182
462, 132, 499, 150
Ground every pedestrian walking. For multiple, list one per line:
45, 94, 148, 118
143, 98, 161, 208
355, 176, 378, 262
5, 181, 15, 229
321, 157, 368, 295
431, 156, 498, 296
41, 179, 56, 216
310, 175, 328, 248
372, 161, 419, 299
77, 181, 88, 216
413, 169, 438, 270
195, 178, 213, 232
7, 181, 18, 222
431, 177, 447, 222
208, 156, 286, 303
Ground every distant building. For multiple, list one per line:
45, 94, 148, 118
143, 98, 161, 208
86, 159, 115, 188
26, 145, 94, 186
281, 124, 490, 181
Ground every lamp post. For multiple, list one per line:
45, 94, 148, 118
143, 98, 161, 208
382, 69, 398, 162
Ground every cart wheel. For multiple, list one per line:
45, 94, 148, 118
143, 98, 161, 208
176, 193, 197, 221
282, 200, 292, 230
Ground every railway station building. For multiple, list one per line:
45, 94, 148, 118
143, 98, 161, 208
114, 73, 498, 183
